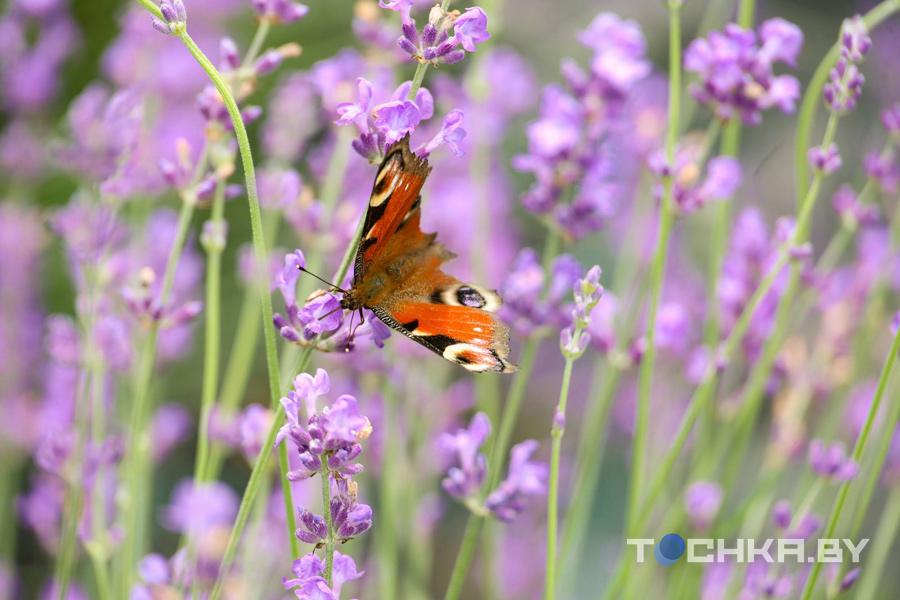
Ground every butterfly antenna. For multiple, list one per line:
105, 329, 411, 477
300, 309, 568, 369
297, 264, 350, 295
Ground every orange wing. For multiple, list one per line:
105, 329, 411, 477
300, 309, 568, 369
352, 136, 517, 374
354, 135, 431, 285
373, 297, 517, 374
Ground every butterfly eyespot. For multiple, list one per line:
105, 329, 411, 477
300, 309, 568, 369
456, 286, 486, 308
434, 284, 502, 313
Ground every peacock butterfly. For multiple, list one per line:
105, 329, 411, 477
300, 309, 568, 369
333, 135, 517, 373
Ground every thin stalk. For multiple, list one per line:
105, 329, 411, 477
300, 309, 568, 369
831, 370, 900, 589
207, 109, 370, 600
627, 0, 682, 534
194, 180, 226, 483
119, 194, 195, 592
54, 368, 92, 600
174, 26, 296, 562
204, 210, 280, 480
544, 357, 575, 600
854, 485, 900, 600
799, 325, 900, 599
321, 463, 336, 585
558, 364, 621, 580
241, 20, 272, 68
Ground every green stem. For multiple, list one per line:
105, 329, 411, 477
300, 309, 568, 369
242, 20, 272, 68
830, 367, 900, 590
204, 211, 280, 481
119, 195, 195, 592
627, 0, 681, 534
321, 463, 335, 585
174, 26, 296, 566
558, 363, 620, 586
544, 357, 575, 600
443, 227, 559, 600
194, 181, 226, 484
855, 485, 900, 600
799, 325, 900, 600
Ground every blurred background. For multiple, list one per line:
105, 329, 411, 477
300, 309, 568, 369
2, 0, 899, 598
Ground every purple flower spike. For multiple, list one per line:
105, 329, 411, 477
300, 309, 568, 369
840, 15, 871, 62
439, 412, 491, 499
772, 499, 792, 529
883, 103, 900, 136
420, 109, 466, 157
253, 0, 309, 24
809, 439, 859, 482
808, 143, 842, 174
295, 508, 327, 544
486, 440, 548, 522
373, 100, 421, 143
152, 0, 187, 35
684, 481, 723, 530
452, 7, 490, 52
685, 18, 802, 124
331, 495, 373, 539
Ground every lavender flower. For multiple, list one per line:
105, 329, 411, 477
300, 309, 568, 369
277, 369, 372, 480
252, 0, 309, 24
161, 479, 238, 537
282, 551, 363, 599
884, 102, 900, 137
684, 18, 802, 124
334, 77, 463, 162
809, 439, 859, 482
648, 148, 743, 212
439, 412, 490, 499
485, 440, 548, 522
824, 16, 870, 113
560, 265, 603, 360
397, 5, 489, 66
330, 488, 374, 539
832, 185, 879, 227
808, 143, 842, 174
295, 508, 327, 544
772, 499, 821, 539
514, 13, 650, 238
863, 150, 899, 194
151, 0, 187, 36
684, 481, 723, 530
499, 249, 582, 336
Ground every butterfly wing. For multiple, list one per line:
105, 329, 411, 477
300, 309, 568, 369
354, 135, 431, 285
352, 136, 517, 374
375, 286, 517, 374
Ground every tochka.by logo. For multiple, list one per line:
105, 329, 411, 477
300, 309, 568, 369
627, 533, 869, 566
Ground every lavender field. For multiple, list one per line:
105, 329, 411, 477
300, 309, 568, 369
2, 0, 900, 598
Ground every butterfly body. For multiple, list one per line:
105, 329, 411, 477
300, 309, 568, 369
341, 136, 517, 374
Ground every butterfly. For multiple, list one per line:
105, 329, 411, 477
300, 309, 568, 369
334, 135, 517, 374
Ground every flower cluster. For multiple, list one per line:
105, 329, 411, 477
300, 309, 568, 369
684, 18, 803, 124
648, 146, 743, 212
335, 78, 466, 163
561, 266, 604, 359
514, 13, 652, 238
824, 16, 871, 113
272, 249, 391, 352
396, 5, 490, 65
282, 551, 363, 599
439, 412, 547, 522
499, 249, 583, 336
277, 369, 373, 596
277, 369, 372, 480
808, 438, 859, 482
